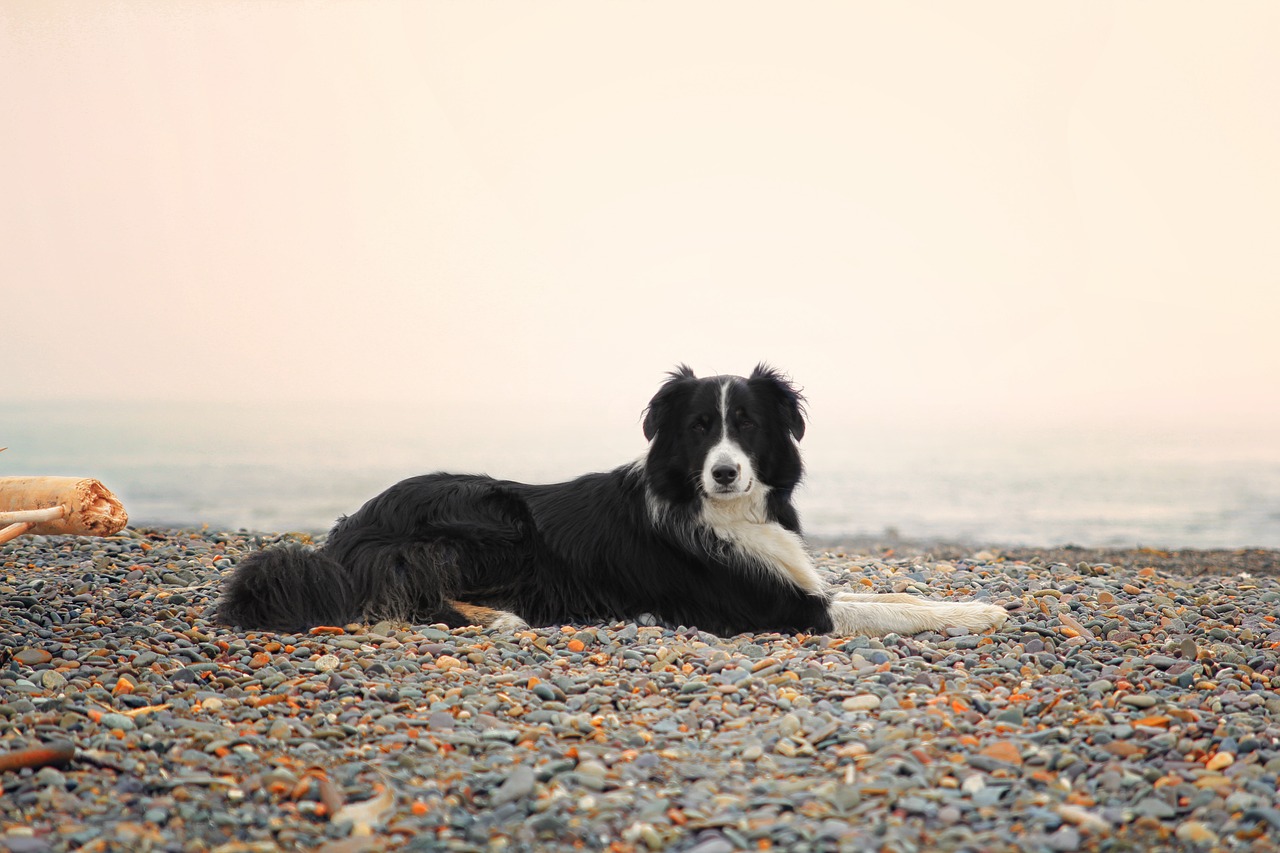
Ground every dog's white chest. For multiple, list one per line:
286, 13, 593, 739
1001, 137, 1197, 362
700, 492, 824, 594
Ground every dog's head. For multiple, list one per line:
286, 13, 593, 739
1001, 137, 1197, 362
642, 364, 806, 505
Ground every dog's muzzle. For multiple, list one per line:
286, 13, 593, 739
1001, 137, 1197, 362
704, 450, 753, 497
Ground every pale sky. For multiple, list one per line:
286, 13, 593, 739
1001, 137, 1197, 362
4, 2, 1279, 431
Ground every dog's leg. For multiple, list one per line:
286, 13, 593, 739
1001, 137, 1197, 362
450, 601, 529, 632
827, 594, 1008, 637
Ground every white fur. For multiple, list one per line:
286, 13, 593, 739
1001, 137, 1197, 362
489, 611, 529, 632
828, 591, 1008, 636
699, 487, 826, 595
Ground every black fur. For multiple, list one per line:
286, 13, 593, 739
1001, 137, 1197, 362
217, 364, 834, 636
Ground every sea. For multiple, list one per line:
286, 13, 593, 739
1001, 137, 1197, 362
3, 401, 1278, 549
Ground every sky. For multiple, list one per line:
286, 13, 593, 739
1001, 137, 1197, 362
3, 1, 1279, 434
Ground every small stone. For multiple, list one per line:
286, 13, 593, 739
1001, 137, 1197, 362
490, 765, 535, 807
1175, 821, 1218, 846
1103, 741, 1143, 758
1134, 797, 1176, 820
972, 787, 1004, 807
1119, 694, 1157, 709
575, 760, 607, 780
842, 695, 881, 712
14, 649, 53, 666
1056, 805, 1110, 833
1046, 826, 1082, 852
995, 708, 1023, 725
97, 712, 135, 731
315, 654, 340, 672
686, 838, 733, 853
978, 740, 1023, 766
1205, 751, 1234, 772
40, 670, 68, 691
898, 796, 933, 816
0, 837, 51, 853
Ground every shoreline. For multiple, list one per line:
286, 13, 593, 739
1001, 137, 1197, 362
3, 527, 1280, 851
808, 535, 1280, 578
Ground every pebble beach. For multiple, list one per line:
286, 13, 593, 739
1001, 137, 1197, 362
3, 528, 1280, 852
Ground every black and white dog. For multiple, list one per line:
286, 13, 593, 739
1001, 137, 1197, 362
217, 365, 1007, 637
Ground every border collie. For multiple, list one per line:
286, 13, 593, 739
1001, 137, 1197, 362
217, 365, 1008, 637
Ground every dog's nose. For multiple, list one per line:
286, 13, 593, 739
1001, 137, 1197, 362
711, 464, 739, 486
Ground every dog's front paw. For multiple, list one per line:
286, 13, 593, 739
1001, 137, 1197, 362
956, 602, 1009, 633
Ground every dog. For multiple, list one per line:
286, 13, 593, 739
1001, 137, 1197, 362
217, 365, 1008, 637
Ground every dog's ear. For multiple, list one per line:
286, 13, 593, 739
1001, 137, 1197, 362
642, 364, 697, 441
749, 363, 806, 441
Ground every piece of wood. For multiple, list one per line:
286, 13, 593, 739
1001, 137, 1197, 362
0, 477, 128, 537
0, 742, 76, 773
0, 522, 34, 545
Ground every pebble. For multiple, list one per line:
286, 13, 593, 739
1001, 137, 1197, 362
1045, 826, 1082, 851
489, 764, 536, 806
686, 838, 734, 853
1175, 820, 1219, 845
1, 529, 1279, 852
39, 670, 67, 691
13, 648, 53, 666
841, 694, 882, 712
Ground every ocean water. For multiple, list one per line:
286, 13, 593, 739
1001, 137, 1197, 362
3, 401, 1278, 548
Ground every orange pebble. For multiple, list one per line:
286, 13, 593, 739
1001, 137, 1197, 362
978, 740, 1024, 766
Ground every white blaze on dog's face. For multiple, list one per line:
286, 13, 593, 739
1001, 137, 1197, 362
702, 380, 756, 500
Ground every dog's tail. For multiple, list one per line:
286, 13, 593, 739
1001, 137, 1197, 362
216, 544, 362, 632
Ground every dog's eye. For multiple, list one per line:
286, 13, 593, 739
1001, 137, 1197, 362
735, 408, 754, 430
691, 418, 709, 434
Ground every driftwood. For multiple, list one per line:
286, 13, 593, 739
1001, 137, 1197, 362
0, 476, 129, 544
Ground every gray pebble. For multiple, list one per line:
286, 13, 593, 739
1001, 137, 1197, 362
489, 765, 536, 807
